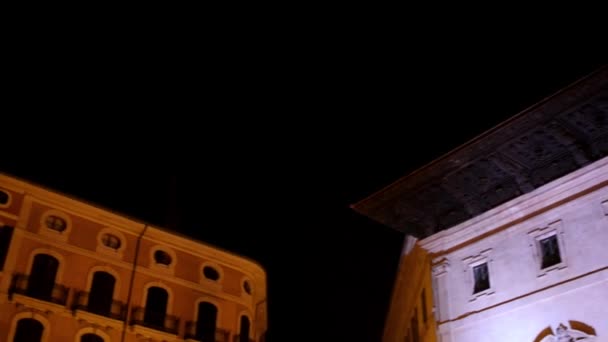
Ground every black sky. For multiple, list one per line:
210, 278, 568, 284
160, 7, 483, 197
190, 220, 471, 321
1, 43, 605, 341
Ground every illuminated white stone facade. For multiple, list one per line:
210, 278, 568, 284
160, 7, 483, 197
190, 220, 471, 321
420, 156, 608, 342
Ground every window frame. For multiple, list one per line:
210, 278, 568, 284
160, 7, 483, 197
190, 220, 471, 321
236, 311, 254, 340
199, 261, 224, 289
96, 228, 126, 259
7, 313, 51, 342
241, 276, 253, 296
39, 210, 72, 241
149, 245, 177, 275
462, 248, 495, 301
528, 220, 568, 277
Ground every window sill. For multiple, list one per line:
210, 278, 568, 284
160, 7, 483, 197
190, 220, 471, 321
469, 288, 495, 302
537, 262, 567, 278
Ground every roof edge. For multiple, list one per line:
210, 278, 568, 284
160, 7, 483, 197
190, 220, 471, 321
351, 64, 608, 219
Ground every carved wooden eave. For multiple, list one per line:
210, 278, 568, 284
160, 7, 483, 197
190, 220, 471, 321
352, 65, 608, 239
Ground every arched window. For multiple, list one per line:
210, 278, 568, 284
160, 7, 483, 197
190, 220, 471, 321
13, 318, 44, 342
144, 286, 168, 329
88, 271, 116, 316
196, 302, 217, 341
80, 333, 104, 342
28, 254, 59, 300
239, 315, 250, 342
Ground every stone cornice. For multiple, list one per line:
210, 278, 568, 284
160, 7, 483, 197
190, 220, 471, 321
420, 155, 608, 254
353, 65, 608, 238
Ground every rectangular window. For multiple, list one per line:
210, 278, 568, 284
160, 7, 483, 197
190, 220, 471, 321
421, 289, 428, 324
0, 225, 14, 271
473, 263, 490, 294
540, 235, 561, 269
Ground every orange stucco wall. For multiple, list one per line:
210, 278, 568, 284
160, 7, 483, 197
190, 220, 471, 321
0, 174, 266, 342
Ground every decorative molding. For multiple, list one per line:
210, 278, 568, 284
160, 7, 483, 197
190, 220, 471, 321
538, 322, 597, 341
73, 311, 123, 335
432, 258, 450, 277
0, 210, 18, 220
131, 322, 178, 341
10, 293, 67, 315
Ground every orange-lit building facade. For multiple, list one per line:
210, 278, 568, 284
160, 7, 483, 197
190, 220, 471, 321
383, 236, 436, 342
0, 174, 267, 342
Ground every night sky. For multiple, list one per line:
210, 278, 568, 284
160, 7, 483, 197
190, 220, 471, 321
2, 57, 605, 341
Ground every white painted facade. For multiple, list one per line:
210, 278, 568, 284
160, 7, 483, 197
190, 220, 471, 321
420, 156, 608, 342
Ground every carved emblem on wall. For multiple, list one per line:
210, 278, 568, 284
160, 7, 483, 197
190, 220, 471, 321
539, 322, 597, 341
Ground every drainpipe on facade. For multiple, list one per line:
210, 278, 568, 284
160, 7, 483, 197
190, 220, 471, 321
121, 224, 148, 342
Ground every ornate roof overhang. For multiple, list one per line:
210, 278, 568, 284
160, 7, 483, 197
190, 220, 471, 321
352, 66, 608, 239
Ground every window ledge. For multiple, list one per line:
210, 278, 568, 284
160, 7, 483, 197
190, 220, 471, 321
131, 323, 178, 341
537, 262, 568, 278
469, 289, 495, 302
10, 293, 67, 314
74, 310, 124, 331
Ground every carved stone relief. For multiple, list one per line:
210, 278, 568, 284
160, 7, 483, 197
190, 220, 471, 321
539, 322, 597, 342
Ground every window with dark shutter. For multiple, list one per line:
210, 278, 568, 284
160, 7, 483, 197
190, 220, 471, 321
473, 263, 490, 294
540, 235, 561, 269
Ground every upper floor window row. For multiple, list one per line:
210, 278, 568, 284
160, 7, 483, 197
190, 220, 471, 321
463, 222, 567, 299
